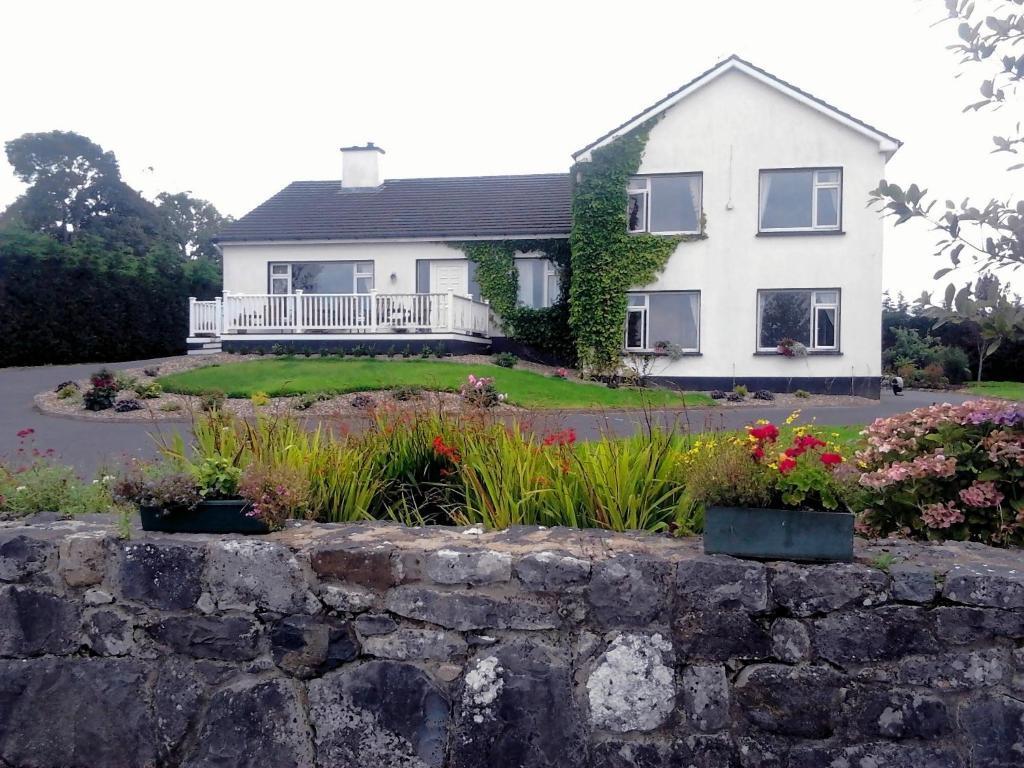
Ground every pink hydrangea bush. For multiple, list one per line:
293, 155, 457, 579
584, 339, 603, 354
855, 399, 1024, 545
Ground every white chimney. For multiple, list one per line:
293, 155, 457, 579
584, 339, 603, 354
340, 142, 384, 189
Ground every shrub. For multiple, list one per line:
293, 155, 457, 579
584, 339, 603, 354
794, 389, 811, 399
57, 384, 80, 400
143, 367, 160, 377
319, 348, 329, 358
239, 462, 309, 531
83, 386, 117, 411
350, 394, 376, 409
459, 374, 505, 408
855, 399, 1024, 546
90, 369, 117, 390
294, 394, 316, 411
753, 390, 775, 401
733, 384, 748, 398
255, 347, 266, 356
54, 380, 79, 394
194, 455, 241, 499
301, 348, 312, 358
386, 345, 397, 359
200, 390, 225, 412
114, 371, 138, 392
401, 345, 412, 358
251, 391, 270, 407
134, 381, 162, 399
726, 392, 743, 402
493, 352, 518, 368
938, 346, 971, 384
271, 343, 288, 356
114, 399, 142, 412
158, 401, 182, 412
709, 390, 727, 400
420, 345, 432, 359
390, 387, 422, 402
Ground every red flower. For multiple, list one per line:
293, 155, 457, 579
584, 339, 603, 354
784, 446, 804, 458
795, 435, 827, 451
16, 428, 34, 439
751, 445, 765, 460
820, 452, 843, 466
748, 423, 780, 442
778, 456, 798, 474
432, 436, 460, 462
542, 428, 577, 447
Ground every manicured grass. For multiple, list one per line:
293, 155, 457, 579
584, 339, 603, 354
158, 358, 714, 410
965, 380, 1024, 401
813, 424, 866, 449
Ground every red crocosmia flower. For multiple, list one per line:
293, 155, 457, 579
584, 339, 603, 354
542, 428, 577, 447
820, 452, 843, 466
432, 436, 460, 462
748, 424, 780, 442
778, 456, 798, 474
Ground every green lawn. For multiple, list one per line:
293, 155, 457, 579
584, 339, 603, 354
965, 381, 1024, 401
158, 358, 714, 410
814, 424, 866, 449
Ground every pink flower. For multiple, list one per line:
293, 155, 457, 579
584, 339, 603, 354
920, 501, 965, 530
958, 481, 1005, 509
16, 428, 34, 439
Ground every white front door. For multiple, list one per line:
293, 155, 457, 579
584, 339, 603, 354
430, 261, 468, 295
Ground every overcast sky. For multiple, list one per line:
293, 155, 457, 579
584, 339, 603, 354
1, 0, 1018, 297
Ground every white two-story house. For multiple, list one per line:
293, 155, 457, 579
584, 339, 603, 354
192, 55, 900, 397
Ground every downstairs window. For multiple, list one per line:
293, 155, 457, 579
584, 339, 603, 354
624, 291, 700, 352
268, 262, 374, 294
757, 289, 839, 351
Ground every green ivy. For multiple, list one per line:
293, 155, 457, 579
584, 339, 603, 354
569, 119, 704, 371
453, 239, 574, 360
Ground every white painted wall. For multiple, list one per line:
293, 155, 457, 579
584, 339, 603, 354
222, 241, 466, 295
632, 68, 888, 380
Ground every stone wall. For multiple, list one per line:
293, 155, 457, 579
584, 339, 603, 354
0, 514, 1022, 768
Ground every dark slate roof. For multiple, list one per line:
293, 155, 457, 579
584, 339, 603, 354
573, 54, 902, 159
217, 173, 572, 243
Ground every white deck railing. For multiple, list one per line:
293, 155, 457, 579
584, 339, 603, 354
189, 292, 491, 337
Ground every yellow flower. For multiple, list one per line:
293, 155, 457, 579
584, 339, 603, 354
784, 410, 801, 425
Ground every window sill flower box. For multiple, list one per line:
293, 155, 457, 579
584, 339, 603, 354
703, 506, 854, 562
140, 499, 269, 535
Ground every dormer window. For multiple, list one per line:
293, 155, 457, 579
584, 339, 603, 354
759, 168, 842, 232
627, 174, 702, 235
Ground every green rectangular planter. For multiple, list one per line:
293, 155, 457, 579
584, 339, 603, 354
140, 499, 269, 535
703, 506, 854, 562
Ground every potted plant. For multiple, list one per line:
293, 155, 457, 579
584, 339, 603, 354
776, 338, 808, 358
687, 421, 855, 561
113, 457, 269, 534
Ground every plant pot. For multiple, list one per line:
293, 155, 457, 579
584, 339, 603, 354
703, 506, 854, 562
139, 499, 269, 534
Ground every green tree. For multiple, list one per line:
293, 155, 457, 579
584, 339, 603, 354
156, 191, 232, 263
2, 130, 166, 254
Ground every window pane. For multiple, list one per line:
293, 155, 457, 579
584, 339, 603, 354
355, 261, 374, 277
516, 259, 539, 307
760, 170, 813, 229
546, 271, 560, 305
291, 263, 355, 293
817, 170, 840, 184
816, 186, 839, 227
759, 290, 811, 347
814, 290, 838, 304
628, 192, 647, 232
271, 264, 289, 276
628, 295, 647, 307
355, 276, 373, 294
650, 175, 700, 233
649, 292, 700, 350
271, 277, 289, 295
628, 178, 647, 191
816, 307, 836, 347
626, 310, 646, 349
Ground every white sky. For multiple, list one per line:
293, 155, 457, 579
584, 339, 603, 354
1, 0, 1019, 297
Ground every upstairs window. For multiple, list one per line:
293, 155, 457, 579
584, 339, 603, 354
759, 169, 841, 232
757, 289, 839, 351
625, 291, 700, 352
627, 174, 702, 235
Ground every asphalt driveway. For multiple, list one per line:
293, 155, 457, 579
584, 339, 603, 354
0, 358, 978, 477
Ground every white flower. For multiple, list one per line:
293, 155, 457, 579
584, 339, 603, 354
102, 475, 115, 483
15, 486, 27, 492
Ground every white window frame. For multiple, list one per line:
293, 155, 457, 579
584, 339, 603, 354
623, 291, 700, 353
626, 174, 703, 235
756, 288, 840, 352
758, 168, 842, 233
543, 261, 560, 307
627, 179, 649, 234
268, 261, 375, 294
